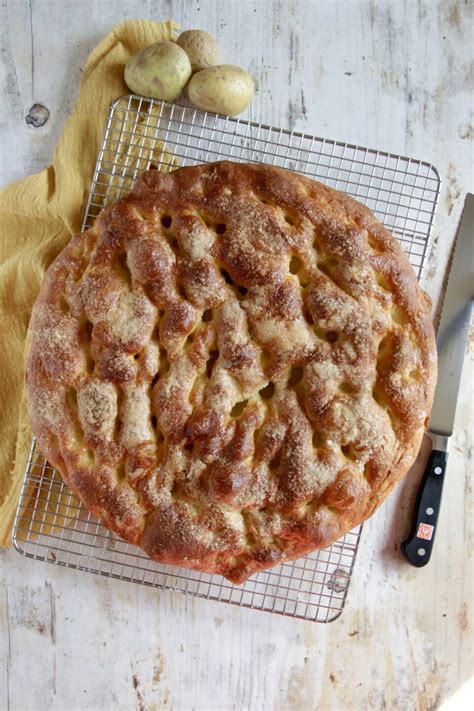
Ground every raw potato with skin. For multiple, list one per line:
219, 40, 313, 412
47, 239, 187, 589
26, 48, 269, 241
177, 29, 219, 73
188, 65, 255, 116
124, 41, 192, 101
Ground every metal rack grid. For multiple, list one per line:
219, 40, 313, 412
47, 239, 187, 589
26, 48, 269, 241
13, 96, 440, 623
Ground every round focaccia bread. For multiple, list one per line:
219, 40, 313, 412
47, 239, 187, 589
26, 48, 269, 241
25, 161, 437, 583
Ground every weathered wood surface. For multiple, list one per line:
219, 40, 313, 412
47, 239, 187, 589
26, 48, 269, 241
0, 1, 472, 709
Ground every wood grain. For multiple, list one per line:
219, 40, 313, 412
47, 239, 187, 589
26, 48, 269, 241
0, 1, 472, 709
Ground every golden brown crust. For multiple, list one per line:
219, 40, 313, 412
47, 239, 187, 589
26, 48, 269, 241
25, 161, 437, 583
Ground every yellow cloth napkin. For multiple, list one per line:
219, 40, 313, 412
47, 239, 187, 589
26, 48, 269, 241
0, 18, 179, 546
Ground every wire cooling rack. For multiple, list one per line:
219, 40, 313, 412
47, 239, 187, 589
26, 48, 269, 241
13, 96, 440, 623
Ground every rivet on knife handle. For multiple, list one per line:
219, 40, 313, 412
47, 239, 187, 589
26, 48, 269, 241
400, 449, 447, 566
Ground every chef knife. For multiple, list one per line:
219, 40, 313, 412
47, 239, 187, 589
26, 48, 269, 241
401, 193, 474, 567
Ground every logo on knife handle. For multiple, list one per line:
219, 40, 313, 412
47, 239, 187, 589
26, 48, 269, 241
417, 522, 435, 540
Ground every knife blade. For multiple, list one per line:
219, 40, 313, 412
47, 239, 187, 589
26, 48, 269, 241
401, 193, 474, 567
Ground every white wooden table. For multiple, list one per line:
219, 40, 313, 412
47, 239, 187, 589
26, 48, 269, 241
1, 1, 472, 709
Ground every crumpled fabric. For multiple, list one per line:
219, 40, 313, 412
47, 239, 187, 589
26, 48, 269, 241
0, 18, 179, 545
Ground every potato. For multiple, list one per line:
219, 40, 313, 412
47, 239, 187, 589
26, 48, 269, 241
188, 65, 255, 116
177, 30, 219, 73
124, 41, 192, 101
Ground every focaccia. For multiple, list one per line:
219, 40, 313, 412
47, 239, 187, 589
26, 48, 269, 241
25, 161, 437, 582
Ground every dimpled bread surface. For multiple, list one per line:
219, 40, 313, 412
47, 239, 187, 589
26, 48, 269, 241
25, 161, 437, 583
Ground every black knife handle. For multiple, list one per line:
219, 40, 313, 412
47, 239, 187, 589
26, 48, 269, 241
400, 449, 448, 567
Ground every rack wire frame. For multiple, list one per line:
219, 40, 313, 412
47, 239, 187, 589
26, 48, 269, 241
13, 96, 440, 623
